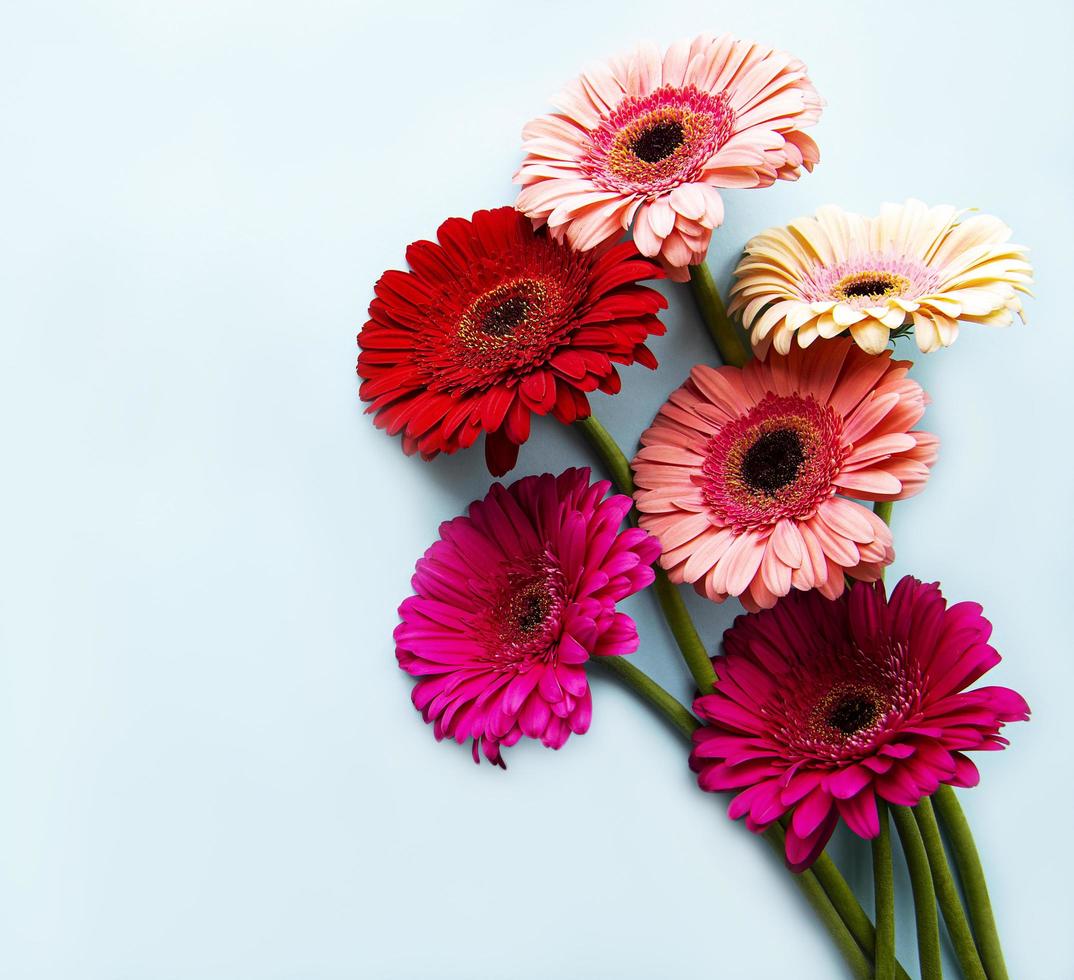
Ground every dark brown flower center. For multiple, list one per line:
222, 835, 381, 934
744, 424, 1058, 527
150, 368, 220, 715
826, 693, 878, 735
631, 120, 685, 162
740, 428, 806, 495
457, 278, 550, 353
834, 270, 910, 303
514, 590, 550, 633
481, 295, 531, 337
488, 570, 562, 660
841, 277, 894, 298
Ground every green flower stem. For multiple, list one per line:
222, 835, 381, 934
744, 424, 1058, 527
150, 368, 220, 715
874, 500, 894, 582
687, 262, 750, 367
762, 823, 872, 980
809, 849, 912, 980
915, 798, 987, 980
892, 804, 943, 979
575, 415, 717, 695
875, 504, 1008, 977
575, 413, 634, 498
593, 651, 889, 980
933, 785, 1009, 980
577, 413, 919, 977
587, 655, 699, 741
651, 568, 716, 695
872, 801, 897, 980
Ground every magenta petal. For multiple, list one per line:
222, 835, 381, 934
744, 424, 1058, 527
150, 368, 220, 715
727, 781, 784, 823
592, 612, 639, 656
785, 809, 839, 873
519, 692, 551, 738
836, 790, 880, 839
827, 764, 872, 800
502, 669, 541, 715
791, 787, 835, 840
538, 667, 564, 703
948, 753, 980, 788
558, 665, 589, 698
557, 633, 590, 665
569, 689, 593, 733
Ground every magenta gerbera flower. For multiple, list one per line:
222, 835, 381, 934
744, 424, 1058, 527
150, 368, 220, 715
395, 468, 661, 767
690, 577, 1029, 872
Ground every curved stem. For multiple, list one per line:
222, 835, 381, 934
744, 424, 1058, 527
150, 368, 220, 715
577, 412, 911, 977
810, 848, 912, 980
687, 262, 749, 367
762, 824, 872, 980
933, 785, 1009, 980
651, 569, 716, 695
874, 500, 894, 583
872, 801, 897, 980
603, 655, 914, 980
892, 805, 943, 979
575, 415, 716, 694
588, 655, 698, 741
599, 655, 895, 978
575, 414, 634, 497
915, 797, 987, 979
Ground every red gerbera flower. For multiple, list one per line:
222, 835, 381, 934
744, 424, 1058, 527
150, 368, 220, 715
357, 207, 666, 475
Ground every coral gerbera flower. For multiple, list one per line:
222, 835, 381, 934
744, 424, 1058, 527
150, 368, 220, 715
358, 207, 666, 476
690, 577, 1030, 872
394, 468, 661, 767
515, 34, 822, 282
728, 199, 1033, 356
631, 339, 937, 611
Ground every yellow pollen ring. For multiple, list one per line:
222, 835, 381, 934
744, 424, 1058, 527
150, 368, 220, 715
833, 270, 911, 303
608, 107, 702, 181
457, 279, 549, 352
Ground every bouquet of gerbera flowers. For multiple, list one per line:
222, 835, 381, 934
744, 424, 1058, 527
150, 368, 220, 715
358, 33, 1033, 979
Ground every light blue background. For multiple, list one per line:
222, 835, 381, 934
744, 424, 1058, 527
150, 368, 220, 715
1, 1, 1071, 977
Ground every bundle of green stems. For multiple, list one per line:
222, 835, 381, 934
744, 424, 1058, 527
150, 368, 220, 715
573, 263, 1008, 980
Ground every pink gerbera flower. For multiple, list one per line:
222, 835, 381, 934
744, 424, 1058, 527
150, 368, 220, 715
690, 578, 1030, 871
632, 339, 937, 611
515, 34, 822, 281
395, 468, 661, 767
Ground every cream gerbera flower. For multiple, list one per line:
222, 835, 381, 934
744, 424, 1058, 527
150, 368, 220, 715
728, 200, 1032, 355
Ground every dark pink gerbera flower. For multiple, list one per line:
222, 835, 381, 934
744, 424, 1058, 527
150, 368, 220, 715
690, 576, 1029, 871
395, 468, 661, 767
